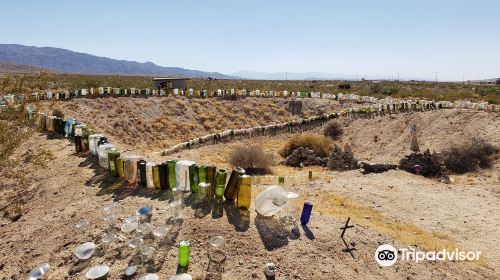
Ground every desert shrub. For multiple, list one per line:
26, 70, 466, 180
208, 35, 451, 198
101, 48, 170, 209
382, 86, 398, 95
443, 137, 498, 174
323, 120, 344, 140
0, 107, 30, 166
229, 145, 274, 175
280, 133, 334, 158
370, 83, 382, 93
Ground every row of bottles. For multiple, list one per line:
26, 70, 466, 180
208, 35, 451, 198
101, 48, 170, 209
35, 112, 253, 210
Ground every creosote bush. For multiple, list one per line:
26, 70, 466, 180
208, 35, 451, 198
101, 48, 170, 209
280, 133, 334, 158
323, 120, 344, 140
443, 137, 498, 174
229, 145, 274, 175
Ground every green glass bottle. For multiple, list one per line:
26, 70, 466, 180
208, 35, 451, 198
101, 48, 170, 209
215, 169, 227, 199
116, 158, 125, 178
189, 164, 199, 193
224, 167, 245, 201
159, 163, 168, 190
178, 241, 190, 267
108, 150, 121, 177
167, 160, 177, 190
279, 176, 285, 185
206, 165, 217, 197
198, 165, 207, 183
153, 165, 161, 189
138, 160, 147, 187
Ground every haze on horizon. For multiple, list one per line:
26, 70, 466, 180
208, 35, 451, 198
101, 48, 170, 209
1, 0, 499, 81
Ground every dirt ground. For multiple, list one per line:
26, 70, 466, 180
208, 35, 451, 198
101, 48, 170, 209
0, 133, 498, 279
1, 101, 499, 279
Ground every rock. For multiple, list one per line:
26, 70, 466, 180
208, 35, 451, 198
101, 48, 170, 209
399, 149, 449, 181
264, 263, 276, 277
361, 162, 397, 173
326, 144, 359, 171
284, 146, 327, 167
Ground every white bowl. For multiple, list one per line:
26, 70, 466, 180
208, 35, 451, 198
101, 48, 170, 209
28, 262, 50, 280
85, 265, 109, 279
74, 242, 96, 260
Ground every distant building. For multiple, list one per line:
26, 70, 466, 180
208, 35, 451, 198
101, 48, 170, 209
153, 77, 189, 91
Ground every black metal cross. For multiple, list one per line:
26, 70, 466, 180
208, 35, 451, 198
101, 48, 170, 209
340, 217, 356, 259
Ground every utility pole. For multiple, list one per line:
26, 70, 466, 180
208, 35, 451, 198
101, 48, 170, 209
398, 72, 400, 84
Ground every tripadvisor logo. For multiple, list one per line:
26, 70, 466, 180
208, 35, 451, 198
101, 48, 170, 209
375, 244, 481, 266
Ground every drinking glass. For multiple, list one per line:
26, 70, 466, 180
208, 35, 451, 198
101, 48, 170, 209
140, 245, 155, 265
170, 200, 183, 222
152, 225, 169, 248
209, 236, 225, 263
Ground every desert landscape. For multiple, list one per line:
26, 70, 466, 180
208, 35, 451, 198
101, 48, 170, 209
1, 1, 500, 279
1, 85, 500, 279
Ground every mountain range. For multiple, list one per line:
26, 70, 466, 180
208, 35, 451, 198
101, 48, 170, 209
0, 44, 233, 79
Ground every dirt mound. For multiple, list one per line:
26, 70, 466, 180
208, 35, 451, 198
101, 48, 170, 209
37, 97, 350, 154
338, 109, 500, 163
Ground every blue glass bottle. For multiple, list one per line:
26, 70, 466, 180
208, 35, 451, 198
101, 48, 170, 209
300, 202, 313, 225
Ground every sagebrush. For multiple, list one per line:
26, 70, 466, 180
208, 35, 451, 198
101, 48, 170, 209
229, 145, 274, 175
443, 137, 498, 174
280, 133, 333, 158
323, 120, 344, 140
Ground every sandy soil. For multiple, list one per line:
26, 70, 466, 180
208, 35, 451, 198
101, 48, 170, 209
0, 133, 498, 280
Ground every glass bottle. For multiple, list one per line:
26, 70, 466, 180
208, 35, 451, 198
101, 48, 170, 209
224, 167, 245, 201
159, 163, 168, 190
124, 155, 142, 186
198, 165, 207, 183
215, 169, 227, 199
138, 160, 147, 187
167, 160, 177, 190
108, 150, 121, 177
153, 164, 161, 189
178, 241, 190, 267
146, 163, 155, 189
237, 175, 252, 209
206, 165, 217, 197
116, 157, 125, 178
74, 135, 83, 153
189, 164, 199, 193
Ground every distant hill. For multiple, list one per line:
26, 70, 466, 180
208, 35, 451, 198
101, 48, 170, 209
0, 44, 234, 79
0, 61, 46, 73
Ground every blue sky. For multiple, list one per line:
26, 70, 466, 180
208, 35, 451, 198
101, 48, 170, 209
1, 0, 499, 80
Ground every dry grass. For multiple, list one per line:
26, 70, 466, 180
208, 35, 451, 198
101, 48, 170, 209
314, 192, 458, 253
279, 133, 334, 158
